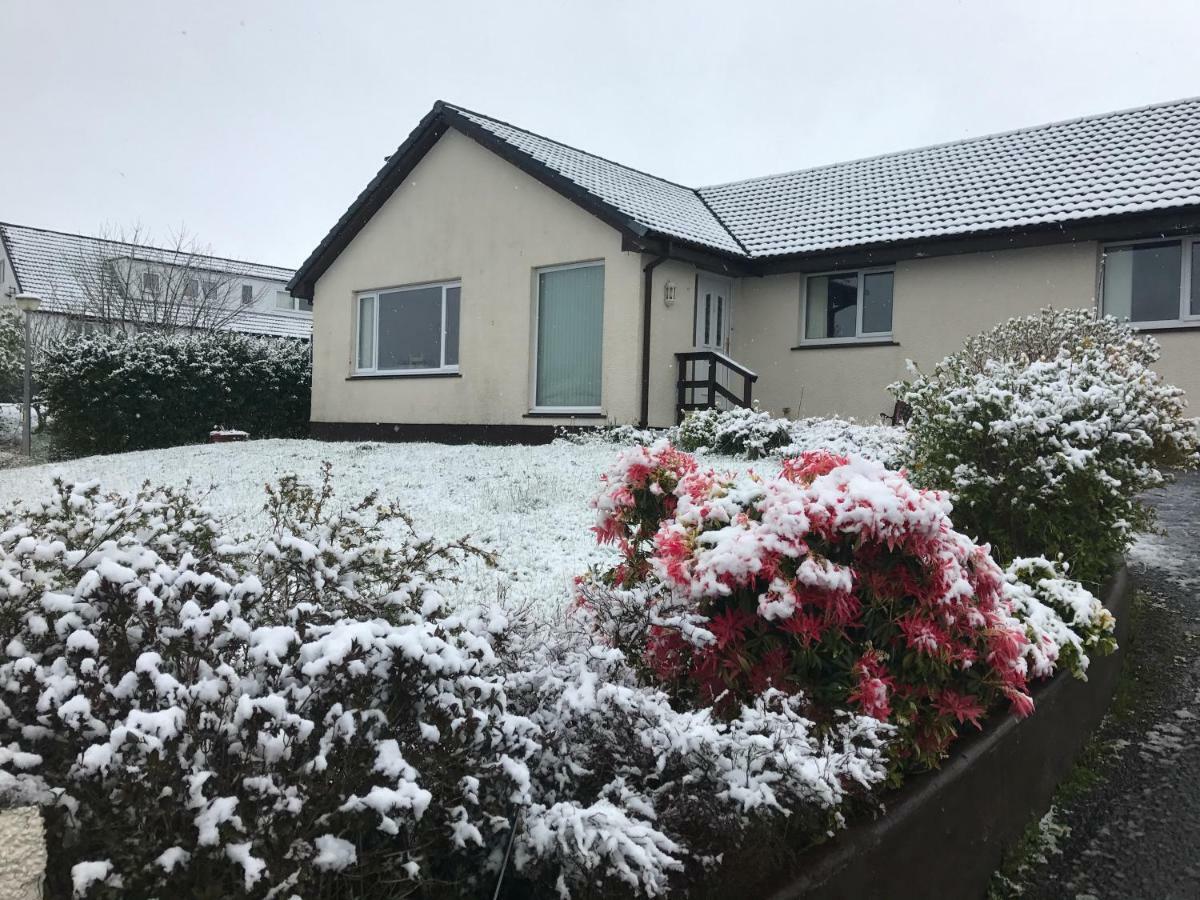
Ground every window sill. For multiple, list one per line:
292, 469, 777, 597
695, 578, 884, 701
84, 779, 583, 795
346, 371, 462, 380
1133, 322, 1200, 334
791, 339, 899, 351
523, 411, 607, 419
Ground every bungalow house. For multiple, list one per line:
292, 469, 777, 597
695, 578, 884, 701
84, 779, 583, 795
0, 223, 310, 341
289, 96, 1200, 442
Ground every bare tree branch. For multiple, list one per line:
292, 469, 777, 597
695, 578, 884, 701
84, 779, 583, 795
67, 224, 256, 335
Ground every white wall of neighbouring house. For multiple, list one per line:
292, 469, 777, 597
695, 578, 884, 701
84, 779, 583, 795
310, 128, 644, 429
0, 241, 15, 306
732, 242, 1108, 421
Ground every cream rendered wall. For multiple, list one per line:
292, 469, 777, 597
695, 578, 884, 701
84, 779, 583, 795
645, 259, 701, 427
1142, 329, 1200, 410
311, 129, 643, 428
733, 243, 1103, 420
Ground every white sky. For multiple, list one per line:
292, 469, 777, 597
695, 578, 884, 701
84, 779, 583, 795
4, 0, 1200, 268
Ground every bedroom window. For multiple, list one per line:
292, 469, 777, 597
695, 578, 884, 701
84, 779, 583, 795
801, 268, 894, 342
355, 280, 461, 375
533, 262, 604, 411
1102, 237, 1199, 325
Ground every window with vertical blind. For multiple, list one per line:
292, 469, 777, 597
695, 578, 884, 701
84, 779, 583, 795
533, 262, 605, 411
354, 280, 461, 375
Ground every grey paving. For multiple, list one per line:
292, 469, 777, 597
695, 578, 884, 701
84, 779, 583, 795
1011, 471, 1200, 900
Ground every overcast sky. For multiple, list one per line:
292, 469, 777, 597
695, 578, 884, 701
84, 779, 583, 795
4, 0, 1200, 268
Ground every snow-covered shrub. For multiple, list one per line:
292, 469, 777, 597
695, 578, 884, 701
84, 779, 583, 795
895, 309, 1198, 585
557, 423, 666, 447
583, 442, 1113, 770
499, 633, 890, 896
1003, 557, 1116, 680
39, 330, 310, 458
676, 408, 905, 464
778, 416, 906, 467
937, 306, 1159, 375
676, 407, 791, 458
0, 468, 893, 899
0, 472, 526, 898
0, 309, 23, 403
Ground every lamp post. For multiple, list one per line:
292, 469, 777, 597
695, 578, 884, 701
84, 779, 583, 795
14, 293, 41, 457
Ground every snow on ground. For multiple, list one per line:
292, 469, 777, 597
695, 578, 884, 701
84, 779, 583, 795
0, 438, 770, 617
1129, 529, 1200, 591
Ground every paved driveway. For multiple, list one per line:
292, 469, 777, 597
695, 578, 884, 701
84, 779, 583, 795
1010, 472, 1200, 899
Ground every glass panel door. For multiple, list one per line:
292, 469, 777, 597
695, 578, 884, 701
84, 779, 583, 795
692, 275, 734, 408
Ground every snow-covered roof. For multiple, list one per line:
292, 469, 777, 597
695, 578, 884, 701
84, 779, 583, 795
292, 96, 1200, 293
699, 96, 1200, 257
446, 106, 745, 256
1, 223, 308, 339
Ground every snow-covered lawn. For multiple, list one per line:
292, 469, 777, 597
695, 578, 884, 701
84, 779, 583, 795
0, 437, 768, 616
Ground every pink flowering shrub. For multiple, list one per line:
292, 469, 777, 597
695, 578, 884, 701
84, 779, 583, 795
586, 442, 1046, 768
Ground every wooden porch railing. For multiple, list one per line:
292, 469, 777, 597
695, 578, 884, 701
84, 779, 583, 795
674, 350, 758, 423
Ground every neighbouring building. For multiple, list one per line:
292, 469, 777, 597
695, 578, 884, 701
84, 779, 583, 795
288, 96, 1200, 442
0, 222, 310, 340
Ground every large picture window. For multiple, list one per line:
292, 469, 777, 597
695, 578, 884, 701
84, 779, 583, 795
1102, 237, 1199, 325
354, 280, 461, 375
802, 268, 894, 342
533, 262, 604, 411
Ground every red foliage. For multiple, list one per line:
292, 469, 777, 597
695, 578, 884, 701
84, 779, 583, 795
585, 443, 1038, 769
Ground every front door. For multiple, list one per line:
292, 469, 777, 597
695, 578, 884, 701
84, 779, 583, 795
692, 274, 734, 407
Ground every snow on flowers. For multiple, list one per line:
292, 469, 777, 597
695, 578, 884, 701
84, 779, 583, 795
584, 442, 1116, 769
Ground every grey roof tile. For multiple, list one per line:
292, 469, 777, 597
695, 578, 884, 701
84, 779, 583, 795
698, 96, 1200, 257
447, 105, 746, 255
1, 223, 308, 338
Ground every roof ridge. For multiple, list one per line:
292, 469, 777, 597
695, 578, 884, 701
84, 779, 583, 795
691, 188, 748, 255
441, 101, 700, 192
699, 94, 1200, 192
0, 221, 296, 274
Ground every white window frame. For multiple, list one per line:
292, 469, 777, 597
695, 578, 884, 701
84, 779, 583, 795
529, 260, 605, 415
275, 290, 312, 314
1100, 235, 1200, 329
799, 266, 895, 345
353, 279, 461, 377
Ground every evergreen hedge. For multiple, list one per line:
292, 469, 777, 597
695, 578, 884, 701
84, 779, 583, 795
40, 331, 311, 458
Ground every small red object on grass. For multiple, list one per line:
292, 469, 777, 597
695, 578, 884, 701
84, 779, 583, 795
209, 428, 249, 443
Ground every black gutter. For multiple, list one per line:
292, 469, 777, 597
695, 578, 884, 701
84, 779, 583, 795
639, 251, 668, 428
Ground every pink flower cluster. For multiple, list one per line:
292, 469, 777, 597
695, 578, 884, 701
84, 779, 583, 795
588, 443, 1038, 767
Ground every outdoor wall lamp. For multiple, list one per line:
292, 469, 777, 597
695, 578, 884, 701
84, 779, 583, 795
663, 281, 676, 307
